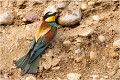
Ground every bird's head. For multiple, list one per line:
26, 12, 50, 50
43, 12, 58, 22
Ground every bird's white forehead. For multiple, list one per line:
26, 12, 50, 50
48, 12, 53, 15
44, 5, 57, 15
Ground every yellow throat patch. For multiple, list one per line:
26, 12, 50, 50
45, 16, 55, 22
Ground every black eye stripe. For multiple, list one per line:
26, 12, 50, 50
44, 12, 55, 19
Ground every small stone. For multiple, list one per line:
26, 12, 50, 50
91, 75, 99, 80
51, 58, 60, 67
24, 13, 38, 22
63, 40, 71, 48
81, 2, 88, 10
64, 27, 94, 37
22, 17, 26, 21
90, 51, 98, 60
57, 2, 67, 8
110, 52, 119, 59
52, 66, 60, 70
113, 39, 120, 48
42, 60, 52, 70
26, 77, 36, 80
76, 38, 82, 43
98, 35, 106, 42
67, 73, 81, 80
104, 76, 109, 79
0, 11, 14, 25
58, 9, 82, 26
16, 1, 25, 6
34, 0, 45, 4
44, 5, 57, 15
88, 1, 95, 6
92, 15, 100, 21
75, 49, 81, 54
25, 25, 31, 31
79, 27, 94, 36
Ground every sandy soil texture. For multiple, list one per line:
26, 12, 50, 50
0, 0, 120, 80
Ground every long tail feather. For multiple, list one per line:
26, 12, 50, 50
21, 56, 40, 75
15, 53, 40, 75
15, 54, 30, 69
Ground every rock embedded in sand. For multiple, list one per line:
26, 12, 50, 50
78, 27, 94, 36
52, 66, 60, 70
64, 27, 94, 37
75, 49, 81, 54
24, 13, 38, 22
51, 58, 60, 67
34, 0, 45, 4
67, 73, 81, 80
98, 35, 106, 42
92, 15, 100, 21
90, 51, 98, 60
57, 2, 67, 8
26, 77, 36, 80
58, 9, 82, 26
0, 11, 14, 25
76, 38, 82, 43
113, 39, 120, 48
88, 1, 95, 6
44, 5, 57, 15
63, 40, 71, 48
81, 2, 88, 10
16, 1, 25, 6
91, 75, 99, 80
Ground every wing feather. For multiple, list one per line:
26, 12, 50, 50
35, 21, 51, 42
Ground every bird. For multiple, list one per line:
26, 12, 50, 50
14, 12, 58, 75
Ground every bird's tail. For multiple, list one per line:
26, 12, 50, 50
14, 54, 40, 75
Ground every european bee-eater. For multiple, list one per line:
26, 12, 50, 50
15, 12, 58, 75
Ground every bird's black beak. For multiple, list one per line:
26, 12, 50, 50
54, 12, 61, 18
54, 12, 61, 15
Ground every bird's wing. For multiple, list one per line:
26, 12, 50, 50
28, 21, 57, 63
35, 20, 52, 42
29, 28, 56, 63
